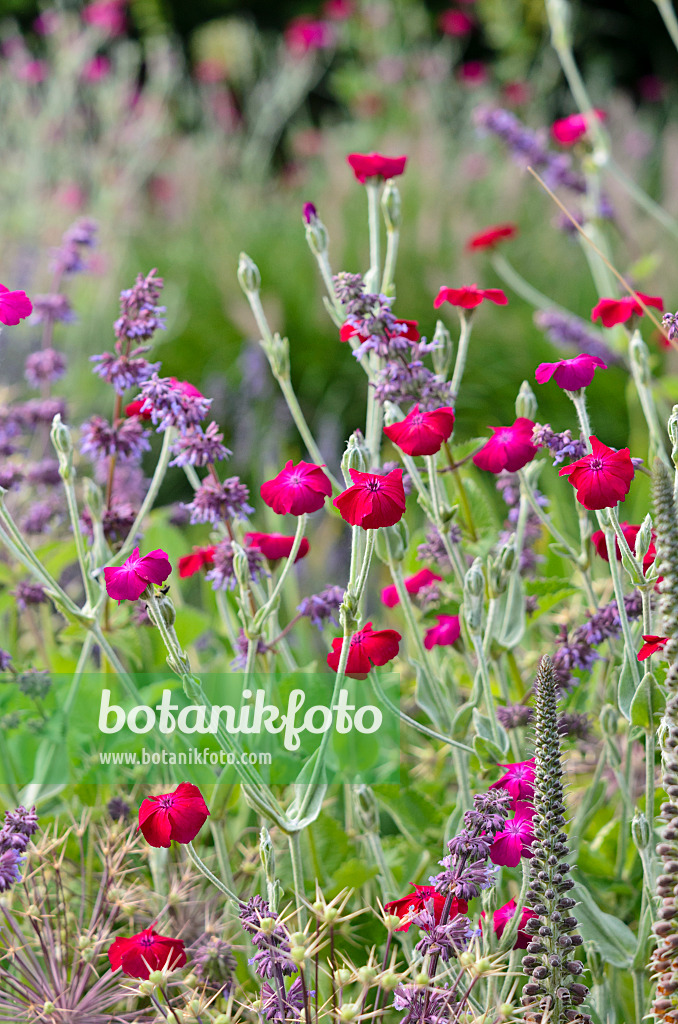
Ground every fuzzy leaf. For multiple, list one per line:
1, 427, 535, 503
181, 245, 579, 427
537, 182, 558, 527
629, 671, 665, 729
617, 655, 636, 721
572, 882, 637, 968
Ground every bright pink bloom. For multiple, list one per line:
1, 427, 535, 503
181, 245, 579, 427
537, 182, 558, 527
466, 224, 518, 251
458, 60, 488, 86
346, 152, 407, 184
126, 398, 152, 420
261, 460, 332, 516
383, 404, 455, 456
104, 547, 172, 602
178, 546, 216, 579
591, 292, 663, 328
244, 532, 310, 562
138, 782, 210, 848
591, 521, 657, 575
16, 59, 47, 83
489, 760, 535, 804
473, 418, 538, 474
383, 885, 468, 932
323, 0, 354, 19
108, 928, 186, 979
489, 802, 535, 867
439, 9, 475, 35
82, 54, 111, 82
502, 80, 531, 106
551, 109, 606, 146
327, 622, 401, 679
535, 353, 607, 390
434, 285, 508, 310
424, 614, 461, 650
82, 0, 126, 35
0, 285, 32, 326
334, 468, 406, 530
381, 568, 442, 608
638, 635, 670, 661
340, 318, 419, 344
491, 899, 539, 949
285, 16, 336, 55
559, 436, 634, 511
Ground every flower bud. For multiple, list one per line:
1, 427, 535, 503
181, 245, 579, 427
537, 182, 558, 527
463, 558, 485, 632
515, 380, 537, 421
415, 971, 430, 985
51, 413, 73, 457
632, 812, 651, 851
383, 913, 402, 932
635, 513, 653, 564
431, 319, 453, 378
375, 520, 409, 564
630, 332, 651, 385
304, 210, 329, 256
338, 1002, 361, 1022
42, 1002, 56, 1014
237, 252, 261, 295
335, 968, 352, 986
381, 180, 401, 231
182, 973, 199, 988
353, 784, 380, 832
260, 825, 276, 881
148, 970, 166, 985
668, 405, 678, 462
599, 703, 618, 737
232, 542, 252, 591
341, 430, 368, 484
291, 945, 307, 964
138, 980, 156, 996
380, 971, 400, 990
266, 331, 290, 379
357, 966, 377, 985
155, 594, 176, 627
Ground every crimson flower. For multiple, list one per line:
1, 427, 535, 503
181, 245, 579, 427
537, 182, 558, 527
638, 635, 670, 661
285, 16, 335, 55
559, 435, 634, 510
424, 614, 461, 650
0, 284, 33, 326
535, 353, 607, 390
551, 109, 606, 146
433, 285, 508, 310
591, 522, 656, 575
108, 927, 186, 979
438, 8, 475, 35
178, 545, 217, 579
340, 318, 419, 344
334, 468, 406, 530
244, 531, 310, 562
473, 418, 538, 474
383, 404, 455, 456
346, 152, 407, 184
104, 547, 172, 602
327, 622, 401, 679
261, 460, 332, 516
489, 802, 534, 867
381, 568, 442, 608
466, 224, 518, 251
591, 292, 663, 328
384, 885, 468, 932
125, 398, 152, 420
489, 760, 535, 804
138, 782, 210, 848
491, 899, 539, 949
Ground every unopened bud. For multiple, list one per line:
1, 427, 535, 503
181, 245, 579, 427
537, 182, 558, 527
148, 970, 165, 985
632, 812, 651, 850
599, 703, 618, 737
381, 180, 401, 231
237, 252, 261, 294
291, 945, 307, 964
353, 784, 379, 831
304, 209, 329, 256
630, 331, 651, 385
232, 542, 252, 591
635, 514, 653, 564
339, 1002, 361, 1022
335, 968, 352, 985
431, 319, 453, 378
341, 430, 369, 483
42, 1002, 56, 1014
260, 826, 275, 879
266, 331, 290, 379
515, 380, 537, 421
155, 594, 176, 627
183, 973, 199, 988
357, 966, 377, 985
380, 971, 400, 990
414, 971, 429, 985
668, 405, 678, 461
463, 558, 485, 632
383, 913, 402, 931
138, 980, 156, 996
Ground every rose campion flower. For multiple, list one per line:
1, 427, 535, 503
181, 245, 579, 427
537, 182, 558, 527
458, 60, 488, 87
489, 760, 535, 804
285, 16, 335, 55
178, 545, 217, 579
261, 460, 332, 516
138, 782, 210, 848
381, 568, 442, 608
104, 547, 172, 601
384, 884, 468, 932
244, 532, 310, 562
424, 614, 461, 650
433, 285, 508, 310
551, 109, 606, 146
473, 418, 538, 474
466, 224, 518, 251
125, 398, 152, 420
334, 467, 406, 529
346, 152, 407, 184
638, 635, 669, 661
108, 927, 186, 979
438, 9, 475, 35
535, 353, 608, 390
591, 522, 656, 574
82, 0, 126, 36
591, 292, 663, 328
327, 622, 401, 679
492, 899, 539, 949
489, 802, 535, 867
383, 404, 455, 457
340, 318, 419, 344
0, 284, 33, 325
559, 435, 635, 510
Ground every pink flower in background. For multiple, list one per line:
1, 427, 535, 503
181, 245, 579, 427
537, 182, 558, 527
104, 547, 172, 601
334, 468, 406, 529
591, 293, 663, 327
0, 285, 33, 326
82, 54, 111, 83
502, 80, 531, 106
327, 622, 401, 679
341, 318, 419, 344
381, 568, 442, 608
638, 635, 669, 661
439, 9, 475, 35
195, 59, 227, 84
434, 285, 508, 310
473, 418, 537, 473
551, 109, 606, 145
489, 802, 535, 867
15, 59, 47, 83
347, 152, 407, 183
466, 223, 517, 251
261, 460, 332, 516
535, 353, 607, 390
383, 404, 455, 456
285, 16, 335, 55
178, 546, 216, 579
138, 782, 210, 848
108, 928, 186, 979
244, 532, 310, 563
34, 10, 60, 34
559, 436, 634, 510
323, 0, 354, 18
424, 614, 461, 649
489, 760, 535, 803
491, 899, 539, 948
82, 0, 127, 36
458, 60, 488, 87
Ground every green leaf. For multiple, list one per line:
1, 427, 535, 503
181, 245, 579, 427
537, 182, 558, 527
617, 655, 636, 721
329, 858, 378, 892
629, 671, 665, 729
495, 575, 526, 648
473, 734, 507, 765
373, 785, 442, 842
451, 703, 474, 741
572, 882, 637, 968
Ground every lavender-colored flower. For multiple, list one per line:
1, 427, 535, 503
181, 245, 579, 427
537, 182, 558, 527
205, 540, 265, 592
50, 217, 97, 275
333, 272, 366, 309
239, 896, 297, 979
297, 585, 345, 629
90, 352, 161, 393
261, 977, 305, 1021
184, 476, 253, 524
663, 310, 678, 340
0, 849, 22, 893
0, 650, 12, 671
231, 629, 271, 668
433, 789, 511, 899
534, 308, 621, 366
417, 526, 460, 569
378, 459, 413, 495
80, 415, 150, 463
372, 354, 452, 410
192, 933, 237, 993
447, 833, 493, 859
17, 670, 51, 699
345, 292, 412, 360
113, 269, 165, 342
0, 466, 23, 490
81, 502, 137, 545
3, 805, 38, 838
558, 711, 592, 742
497, 703, 534, 729
26, 459, 61, 486
12, 582, 47, 611
169, 422, 232, 467
552, 593, 643, 690
532, 423, 587, 465
139, 374, 211, 432
16, 398, 67, 426
24, 348, 67, 387
107, 797, 130, 821
30, 294, 76, 324
393, 982, 457, 1022
412, 902, 473, 961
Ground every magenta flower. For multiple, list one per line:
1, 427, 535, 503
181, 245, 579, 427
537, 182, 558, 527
261, 460, 332, 516
104, 547, 172, 602
551, 109, 606, 146
559, 435, 635, 511
489, 760, 535, 804
423, 614, 461, 650
491, 899, 539, 949
433, 285, 508, 311
0, 284, 33, 326
489, 802, 535, 867
535, 353, 607, 390
381, 568, 442, 608
472, 418, 538, 474
346, 152, 407, 184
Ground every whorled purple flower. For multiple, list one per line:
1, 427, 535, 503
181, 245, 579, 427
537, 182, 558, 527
532, 423, 587, 466
14, 398, 67, 426
22, 502, 59, 534
417, 525, 460, 569
239, 895, 297, 979
261, 978, 305, 1021
1, 805, 38, 845
50, 217, 97, 276
552, 592, 643, 690
333, 272, 367, 311
0, 466, 23, 490
184, 476, 253, 525
558, 711, 592, 742
433, 789, 511, 900
30, 293, 76, 324
12, 582, 47, 611
297, 585, 345, 629
497, 703, 534, 730
26, 459, 61, 486
90, 352, 161, 394
80, 415, 150, 463
24, 348, 67, 388
393, 982, 458, 1023
107, 796, 130, 821
205, 540, 265, 592
412, 901, 473, 961
372, 355, 453, 410
139, 374, 211, 432
496, 471, 547, 574
0, 650, 12, 671
169, 422, 232, 468
191, 933, 237, 993
114, 269, 166, 342
0, 849, 22, 893
534, 309, 621, 366
81, 502, 137, 545
231, 630, 271, 669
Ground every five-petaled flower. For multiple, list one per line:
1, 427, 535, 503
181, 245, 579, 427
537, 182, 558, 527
473, 418, 538, 474
381, 568, 442, 608
466, 224, 518, 251
638, 635, 669, 661
138, 782, 210, 848
346, 152, 407, 184
340, 318, 419, 345
551, 109, 606, 146
591, 293, 663, 328
327, 622, 401, 679
559, 435, 634, 510
384, 885, 468, 932
108, 927, 186, 979
424, 614, 461, 650
261, 460, 332, 516
535, 353, 607, 391
489, 760, 535, 804
334, 467, 406, 529
178, 545, 217, 579
244, 532, 310, 563
591, 522, 656, 575
433, 285, 508, 310
488, 802, 535, 867
0, 284, 33, 326
383, 404, 455, 456
104, 547, 172, 602
491, 899, 539, 949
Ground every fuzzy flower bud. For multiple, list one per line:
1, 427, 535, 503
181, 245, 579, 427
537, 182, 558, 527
51, 413, 73, 464
463, 558, 485, 632
516, 380, 538, 421
431, 319, 453, 378
237, 252, 261, 294
304, 208, 329, 256
381, 180, 401, 230
341, 430, 369, 483
635, 514, 654, 565
631, 812, 651, 851
630, 331, 652, 386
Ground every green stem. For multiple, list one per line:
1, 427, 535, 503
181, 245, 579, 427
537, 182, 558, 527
369, 673, 473, 753
449, 314, 473, 399
253, 515, 307, 633
381, 226, 399, 295
470, 630, 502, 746
654, 0, 678, 54
365, 182, 381, 290
603, 523, 641, 689
111, 427, 176, 566
185, 841, 241, 904
629, 329, 672, 468
59, 469, 98, 608
278, 377, 341, 490
490, 252, 568, 312
287, 830, 307, 927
